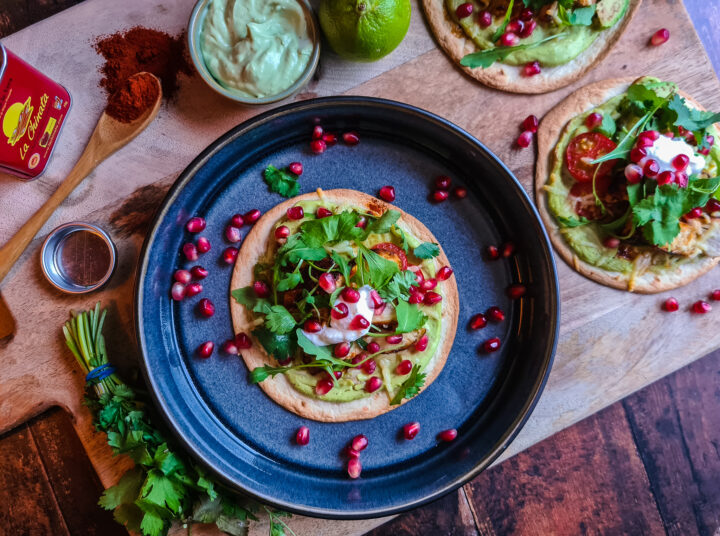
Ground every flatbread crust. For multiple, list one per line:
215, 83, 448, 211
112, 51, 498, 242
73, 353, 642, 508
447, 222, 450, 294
535, 77, 720, 293
230, 189, 460, 421
421, 0, 641, 94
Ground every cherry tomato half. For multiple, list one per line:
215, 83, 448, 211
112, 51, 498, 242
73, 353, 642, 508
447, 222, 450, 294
565, 132, 618, 183
371, 242, 408, 270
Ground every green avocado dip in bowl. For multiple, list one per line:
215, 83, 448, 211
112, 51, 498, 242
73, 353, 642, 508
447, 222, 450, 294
188, 0, 320, 104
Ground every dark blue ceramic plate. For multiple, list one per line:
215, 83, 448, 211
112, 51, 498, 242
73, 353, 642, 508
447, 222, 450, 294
136, 97, 559, 519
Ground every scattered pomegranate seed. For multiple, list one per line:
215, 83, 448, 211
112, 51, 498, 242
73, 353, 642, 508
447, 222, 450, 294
347, 458, 362, 479
316, 207, 332, 218
334, 342, 351, 358
431, 190, 449, 203
296, 426, 310, 446
316, 379, 334, 396
183, 243, 198, 261
455, 2, 473, 18
435, 175, 452, 190
671, 154, 689, 171
483, 337, 501, 353
522, 61, 541, 77
332, 302, 349, 319
603, 236, 620, 248
478, 10, 492, 27
386, 334, 403, 344
355, 217, 367, 229
310, 139, 326, 154
351, 435, 368, 452
501, 242, 515, 257
197, 236, 211, 253
438, 429, 457, 442
312, 125, 323, 139
225, 225, 242, 243
630, 147, 647, 163
424, 291, 442, 305
197, 298, 215, 317
421, 278, 438, 291
288, 162, 303, 175
287, 206, 304, 220
323, 132, 338, 146
403, 422, 420, 440
222, 247, 238, 264
469, 313, 487, 330
437, 266, 453, 281
343, 132, 360, 145
454, 186, 468, 199
624, 164, 643, 184
349, 315, 370, 330
650, 28, 670, 46
657, 171, 675, 186
174, 269, 192, 284
244, 209, 261, 224
706, 198, 720, 214
692, 300, 711, 314
487, 306, 505, 322
585, 113, 603, 130
190, 266, 208, 280
517, 130, 533, 148
686, 207, 703, 219
304, 320, 322, 333
367, 341, 380, 353
253, 280, 270, 298
486, 245, 500, 260
186, 217, 206, 233
362, 359, 377, 374
365, 376, 383, 392
500, 32, 519, 47
522, 114, 539, 133
235, 333, 252, 349
378, 185, 396, 202
275, 226, 290, 240
171, 282, 186, 301
221, 339, 239, 355
346, 446, 361, 458
519, 19, 536, 38
507, 284, 526, 299
318, 273, 336, 294
341, 287, 361, 303
415, 334, 429, 352
186, 282, 203, 297
229, 214, 245, 228
197, 341, 214, 358
711, 290, 720, 301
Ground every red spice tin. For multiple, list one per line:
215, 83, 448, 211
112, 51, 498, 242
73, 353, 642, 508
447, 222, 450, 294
0, 43, 71, 180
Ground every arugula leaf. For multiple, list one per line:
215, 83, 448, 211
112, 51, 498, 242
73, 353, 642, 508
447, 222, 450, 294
265, 305, 296, 334
263, 165, 299, 198
366, 209, 401, 234
249, 364, 291, 383
390, 364, 427, 405
252, 326, 297, 360
358, 245, 399, 289
557, 215, 589, 228
296, 329, 333, 360
277, 272, 302, 292
591, 108, 656, 164
379, 270, 418, 301
491, 0, 515, 41
460, 33, 564, 69
668, 94, 720, 132
413, 242, 440, 259
626, 79, 677, 111
395, 300, 427, 333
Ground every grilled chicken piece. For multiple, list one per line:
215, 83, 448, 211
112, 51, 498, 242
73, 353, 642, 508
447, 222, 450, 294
576, 0, 595, 6
539, 2, 559, 23
662, 218, 720, 257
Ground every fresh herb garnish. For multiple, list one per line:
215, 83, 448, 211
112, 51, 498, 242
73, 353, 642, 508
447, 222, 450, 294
460, 33, 564, 69
491, 0, 515, 41
413, 242, 440, 259
557, 215, 590, 228
596, 113, 617, 138
558, 4, 595, 26
668, 94, 720, 133
365, 209, 401, 234
395, 300, 427, 333
231, 287, 272, 314
264, 305, 297, 334
380, 270, 418, 301
276, 271, 302, 292
357, 244, 400, 290
301, 211, 363, 248
252, 327, 297, 361
263, 165, 300, 198
390, 364, 427, 405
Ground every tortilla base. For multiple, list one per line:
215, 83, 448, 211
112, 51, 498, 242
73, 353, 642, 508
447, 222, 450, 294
230, 189, 460, 421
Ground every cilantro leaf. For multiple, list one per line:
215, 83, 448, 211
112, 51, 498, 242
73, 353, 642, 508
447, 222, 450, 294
231, 287, 271, 314
379, 270, 418, 301
277, 272, 302, 292
99, 467, 144, 510
626, 79, 677, 111
358, 245, 399, 289
413, 242, 440, 259
557, 215, 589, 228
491, 0, 515, 41
397, 226, 409, 253
263, 165, 299, 198
395, 300, 427, 333
278, 235, 328, 265
265, 305, 296, 334
331, 252, 350, 283
390, 364, 427, 405
301, 211, 363, 248
597, 113, 617, 138
366, 209, 401, 234
252, 326, 297, 360
559, 4, 595, 26
296, 329, 333, 360
460, 33, 564, 69
668, 94, 720, 132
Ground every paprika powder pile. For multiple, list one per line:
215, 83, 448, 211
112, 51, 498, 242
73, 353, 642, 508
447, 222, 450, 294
105, 72, 160, 123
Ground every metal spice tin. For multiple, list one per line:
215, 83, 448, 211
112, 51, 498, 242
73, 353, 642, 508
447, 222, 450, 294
0, 43, 72, 181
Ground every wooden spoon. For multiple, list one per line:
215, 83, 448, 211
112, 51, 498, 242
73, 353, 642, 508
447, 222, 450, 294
0, 72, 162, 285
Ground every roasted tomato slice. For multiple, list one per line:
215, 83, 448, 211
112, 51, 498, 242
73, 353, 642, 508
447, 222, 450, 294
371, 242, 408, 270
565, 132, 618, 183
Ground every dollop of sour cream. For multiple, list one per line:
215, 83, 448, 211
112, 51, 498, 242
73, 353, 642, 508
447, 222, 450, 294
303, 285, 375, 346
645, 136, 707, 176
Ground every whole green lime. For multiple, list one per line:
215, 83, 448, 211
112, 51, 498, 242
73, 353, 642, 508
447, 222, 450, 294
318, 0, 411, 62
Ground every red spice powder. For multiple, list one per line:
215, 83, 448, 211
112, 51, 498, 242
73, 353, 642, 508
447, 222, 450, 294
105, 72, 160, 123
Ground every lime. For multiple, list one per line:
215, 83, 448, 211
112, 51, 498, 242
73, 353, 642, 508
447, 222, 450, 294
318, 0, 411, 62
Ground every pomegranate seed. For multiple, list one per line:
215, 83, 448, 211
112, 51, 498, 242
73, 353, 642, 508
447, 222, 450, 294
650, 28, 670, 46
386, 334, 403, 344
478, 10, 492, 27
197, 298, 215, 317
197, 341, 214, 358
343, 132, 360, 145
316, 379, 334, 396
415, 334, 429, 352
435, 175, 452, 190
362, 359, 376, 374
197, 236, 211, 253
517, 130, 533, 148
253, 280, 270, 298
235, 333, 252, 349
522, 61, 541, 77
190, 266, 208, 280
438, 429, 457, 442
500, 32, 519, 47
501, 242, 515, 257
408, 292, 424, 304
225, 225, 242, 243
288, 162, 303, 175
378, 185, 396, 202
322, 132, 338, 146
483, 337, 501, 353
675, 172, 689, 188
355, 217, 367, 229
287, 206, 304, 220
424, 291, 442, 305
185, 282, 203, 297
705, 198, 720, 214
349, 315, 370, 330
244, 209, 261, 224
519, 19, 536, 38
699, 147, 710, 156
432, 190, 449, 203
630, 147, 647, 164
341, 287, 361, 303
522, 114, 539, 133
624, 164, 643, 184
520, 7, 534, 20
507, 19, 524, 35
678, 126, 687, 135
657, 171, 675, 186
644, 159, 660, 179
711, 290, 720, 301
636, 136, 654, 149
585, 113, 603, 130
488, 306, 505, 322
312, 125, 323, 139
296, 426, 310, 446
183, 243, 198, 261
365, 376, 383, 392
318, 273, 336, 293
686, 207, 703, 219
454, 186, 468, 199
367, 341, 380, 353
316, 207, 332, 218
171, 282, 186, 301
455, 2, 473, 18
334, 342, 351, 358
487, 245, 500, 260
346, 446, 360, 458
692, 300, 711, 314
507, 284, 526, 299
662, 297, 679, 312
304, 320, 322, 333
347, 458, 362, 479
421, 278, 438, 291
275, 226, 290, 240
222, 247, 238, 264
403, 422, 421, 440
352, 435, 368, 452
174, 269, 192, 284
331, 302, 349, 319
707, 135, 715, 147
186, 217, 206, 233
671, 154, 689, 171
351, 352, 367, 365
331, 369, 344, 380
230, 214, 245, 228
469, 313, 488, 330
437, 266, 453, 281
310, 139, 326, 154
603, 236, 620, 248
221, 339, 239, 355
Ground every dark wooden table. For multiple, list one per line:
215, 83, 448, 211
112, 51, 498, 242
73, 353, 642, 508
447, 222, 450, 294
1, 2, 719, 535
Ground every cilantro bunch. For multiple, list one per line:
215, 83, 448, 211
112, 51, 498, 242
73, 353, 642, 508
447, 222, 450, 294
64, 304, 295, 536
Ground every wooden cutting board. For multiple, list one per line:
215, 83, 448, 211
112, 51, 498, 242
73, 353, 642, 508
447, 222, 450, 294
0, 0, 718, 534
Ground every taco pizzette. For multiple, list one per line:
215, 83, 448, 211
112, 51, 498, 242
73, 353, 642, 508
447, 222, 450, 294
230, 189, 459, 422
